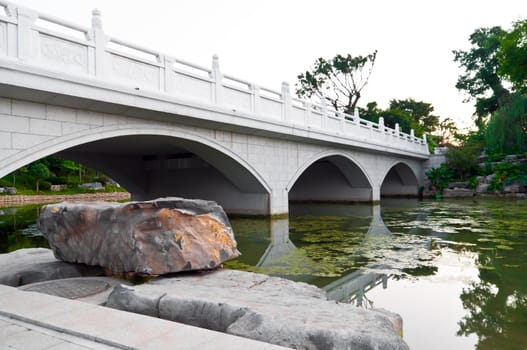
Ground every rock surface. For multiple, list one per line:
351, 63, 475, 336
19, 276, 129, 305
0, 248, 104, 286
107, 269, 408, 350
38, 197, 240, 274
442, 188, 476, 197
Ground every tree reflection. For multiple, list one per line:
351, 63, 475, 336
457, 251, 527, 348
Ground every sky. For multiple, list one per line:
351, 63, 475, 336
6, 0, 527, 131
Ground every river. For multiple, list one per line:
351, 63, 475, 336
1, 198, 526, 349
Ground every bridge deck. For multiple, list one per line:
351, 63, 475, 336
0, 284, 287, 350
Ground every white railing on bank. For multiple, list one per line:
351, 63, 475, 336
0, 2, 428, 154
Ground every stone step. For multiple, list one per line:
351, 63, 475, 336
0, 284, 288, 349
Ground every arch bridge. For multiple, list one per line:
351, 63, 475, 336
0, 2, 429, 215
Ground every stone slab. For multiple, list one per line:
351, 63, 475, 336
0, 284, 288, 349
0, 248, 105, 287
107, 269, 408, 350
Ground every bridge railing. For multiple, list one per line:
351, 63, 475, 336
0, 2, 428, 155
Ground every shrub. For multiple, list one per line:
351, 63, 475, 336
467, 176, 480, 189
426, 164, 454, 191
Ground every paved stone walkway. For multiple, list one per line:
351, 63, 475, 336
0, 315, 118, 350
0, 284, 288, 349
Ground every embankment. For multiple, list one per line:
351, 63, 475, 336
0, 192, 131, 207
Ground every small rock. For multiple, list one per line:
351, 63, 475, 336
79, 182, 104, 190
504, 183, 521, 193
476, 183, 490, 193
448, 181, 468, 189
442, 188, 475, 197
6, 187, 16, 195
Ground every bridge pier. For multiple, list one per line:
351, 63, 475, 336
270, 190, 289, 217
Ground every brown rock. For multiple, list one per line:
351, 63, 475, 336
38, 198, 240, 274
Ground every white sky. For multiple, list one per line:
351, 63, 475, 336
8, 0, 527, 131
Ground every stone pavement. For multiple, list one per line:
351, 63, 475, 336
0, 315, 118, 350
0, 284, 288, 350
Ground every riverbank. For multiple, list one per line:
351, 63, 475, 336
0, 192, 131, 208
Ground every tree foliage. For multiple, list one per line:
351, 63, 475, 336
453, 26, 511, 127
296, 51, 377, 114
387, 99, 440, 136
498, 19, 527, 93
28, 162, 50, 193
485, 93, 527, 155
358, 98, 443, 153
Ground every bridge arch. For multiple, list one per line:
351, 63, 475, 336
380, 161, 420, 197
287, 151, 374, 203
1, 125, 271, 215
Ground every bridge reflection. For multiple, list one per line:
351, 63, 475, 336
323, 271, 389, 307
252, 204, 395, 305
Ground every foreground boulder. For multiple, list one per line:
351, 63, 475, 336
107, 269, 408, 350
0, 248, 104, 286
38, 198, 240, 274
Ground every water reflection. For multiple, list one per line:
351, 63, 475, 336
2, 199, 527, 349
0, 205, 48, 253
324, 270, 388, 307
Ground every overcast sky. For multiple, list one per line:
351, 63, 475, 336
8, 0, 527, 131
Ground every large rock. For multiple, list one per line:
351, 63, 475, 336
38, 197, 240, 274
0, 248, 104, 286
107, 269, 408, 350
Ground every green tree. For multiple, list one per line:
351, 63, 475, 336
453, 26, 511, 128
28, 162, 50, 193
358, 101, 382, 123
498, 19, 527, 93
387, 99, 439, 136
296, 51, 377, 114
437, 117, 458, 146
445, 130, 486, 180
485, 93, 527, 155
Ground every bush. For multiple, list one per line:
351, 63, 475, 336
426, 164, 454, 191
487, 161, 527, 191
446, 144, 482, 180
467, 176, 480, 189
39, 180, 52, 191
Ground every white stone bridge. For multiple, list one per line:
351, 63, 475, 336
0, 2, 429, 215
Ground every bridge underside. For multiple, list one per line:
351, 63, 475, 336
380, 163, 419, 197
289, 156, 373, 203
59, 135, 269, 215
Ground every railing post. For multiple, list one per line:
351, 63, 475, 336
423, 133, 427, 145
5, 5, 17, 57
320, 99, 327, 128
395, 123, 400, 136
281, 81, 291, 122
339, 112, 345, 131
164, 56, 176, 93
16, 7, 37, 61
211, 54, 222, 105
354, 108, 360, 126
378, 117, 385, 132
251, 84, 260, 114
410, 129, 415, 142
305, 101, 311, 125
91, 9, 108, 77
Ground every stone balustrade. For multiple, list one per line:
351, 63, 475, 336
0, 1, 428, 156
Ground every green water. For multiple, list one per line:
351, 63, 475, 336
1, 199, 526, 349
